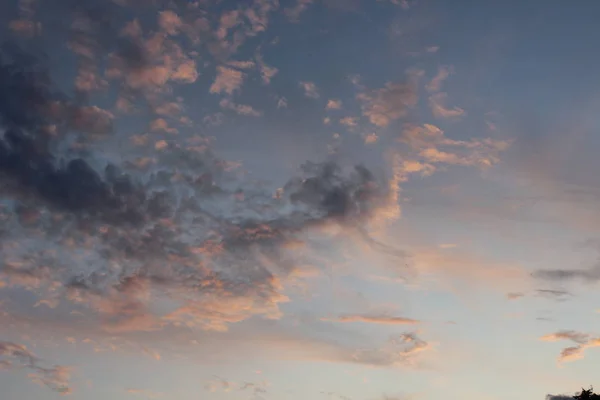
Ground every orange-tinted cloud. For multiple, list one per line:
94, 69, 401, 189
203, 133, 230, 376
210, 66, 245, 94
357, 81, 418, 127
327, 99, 343, 110
428, 93, 465, 119
541, 330, 600, 363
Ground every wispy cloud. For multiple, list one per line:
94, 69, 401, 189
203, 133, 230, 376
541, 330, 600, 363
0, 341, 71, 395
428, 93, 465, 119
426, 66, 452, 93
323, 315, 420, 325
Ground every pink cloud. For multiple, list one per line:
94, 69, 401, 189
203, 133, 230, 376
300, 81, 320, 98
210, 66, 245, 95
428, 93, 465, 119
357, 82, 418, 127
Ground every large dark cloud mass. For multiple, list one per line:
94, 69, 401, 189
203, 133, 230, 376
0, 32, 400, 340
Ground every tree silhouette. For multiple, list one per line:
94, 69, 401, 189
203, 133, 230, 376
573, 387, 600, 400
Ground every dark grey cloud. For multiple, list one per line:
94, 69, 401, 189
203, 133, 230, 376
546, 395, 572, 400
535, 289, 572, 301
0, 35, 404, 341
0, 44, 155, 227
534, 265, 600, 282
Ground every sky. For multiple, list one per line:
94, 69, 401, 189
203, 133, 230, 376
1, 0, 600, 399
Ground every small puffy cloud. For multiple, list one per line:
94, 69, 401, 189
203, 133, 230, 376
327, 99, 342, 110
429, 93, 465, 119
340, 116, 358, 128
277, 97, 288, 108
154, 102, 183, 117
219, 99, 263, 117
158, 10, 182, 36
357, 82, 417, 127
149, 118, 178, 134
171, 59, 199, 83
364, 133, 379, 144
210, 66, 245, 95
300, 81, 320, 98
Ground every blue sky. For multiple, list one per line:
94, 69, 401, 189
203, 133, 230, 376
1, 1, 600, 399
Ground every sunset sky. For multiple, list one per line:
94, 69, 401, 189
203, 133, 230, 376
1, 1, 600, 399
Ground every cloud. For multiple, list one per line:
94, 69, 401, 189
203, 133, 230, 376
428, 93, 465, 119
399, 124, 510, 169
0, 44, 405, 340
534, 264, 600, 283
536, 289, 572, 301
219, 99, 263, 117
541, 330, 600, 363
158, 10, 183, 36
256, 51, 278, 84
506, 292, 525, 300
327, 99, 343, 110
300, 81, 320, 98
340, 117, 359, 128
285, 0, 315, 22
210, 66, 245, 95
205, 377, 269, 396
357, 81, 418, 127
277, 97, 288, 108
364, 133, 379, 144
324, 315, 420, 325
0, 341, 71, 394
426, 66, 452, 93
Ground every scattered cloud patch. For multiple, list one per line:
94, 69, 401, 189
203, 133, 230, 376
357, 82, 417, 127
300, 81, 320, 98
